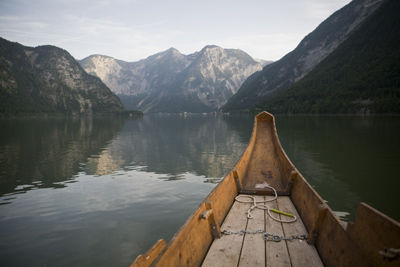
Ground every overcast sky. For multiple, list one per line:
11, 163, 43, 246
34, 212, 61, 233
0, 0, 351, 62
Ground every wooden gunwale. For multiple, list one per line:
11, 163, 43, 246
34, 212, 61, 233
131, 111, 400, 267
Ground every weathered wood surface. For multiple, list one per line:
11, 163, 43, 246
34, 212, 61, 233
202, 197, 250, 267
278, 197, 324, 267
265, 199, 291, 267
239, 195, 265, 267
242, 114, 285, 192
154, 169, 238, 267
347, 202, 400, 267
130, 239, 166, 267
203, 195, 324, 267
316, 209, 370, 267
204, 201, 221, 239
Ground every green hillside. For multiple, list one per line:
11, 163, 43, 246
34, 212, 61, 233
260, 0, 400, 114
222, 0, 384, 112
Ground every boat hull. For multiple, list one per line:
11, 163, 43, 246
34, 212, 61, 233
131, 111, 400, 267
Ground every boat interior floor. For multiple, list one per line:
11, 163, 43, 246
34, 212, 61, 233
202, 194, 324, 267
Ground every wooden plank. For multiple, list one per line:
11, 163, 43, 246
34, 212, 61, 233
290, 174, 325, 234
239, 195, 265, 267
130, 239, 166, 267
202, 196, 250, 267
205, 201, 221, 239
265, 199, 291, 267
277, 197, 324, 267
347, 202, 400, 267
316, 210, 370, 267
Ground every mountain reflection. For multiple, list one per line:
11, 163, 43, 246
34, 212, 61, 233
88, 114, 253, 181
1, 114, 398, 220
0, 117, 124, 196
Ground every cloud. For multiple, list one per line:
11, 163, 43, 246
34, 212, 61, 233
0, 15, 19, 21
0, 15, 53, 47
0, 15, 48, 29
0, 0, 352, 62
57, 16, 183, 60
0, 12, 181, 61
0, 12, 310, 62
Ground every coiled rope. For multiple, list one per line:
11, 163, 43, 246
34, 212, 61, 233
234, 185, 297, 223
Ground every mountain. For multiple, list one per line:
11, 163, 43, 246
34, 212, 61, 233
80, 45, 262, 113
222, 0, 384, 112
255, 59, 273, 67
260, 0, 400, 114
80, 48, 191, 97
0, 37, 123, 115
80, 48, 193, 112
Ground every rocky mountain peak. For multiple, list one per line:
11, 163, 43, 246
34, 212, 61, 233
202, 45, 223, 52
166, 47, 180, 54
80, 54, 121, 81
80, 45, 263, 113
147, 47, 185, 61
198, 45, 226, 59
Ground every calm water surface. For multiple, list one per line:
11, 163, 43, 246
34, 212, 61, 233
0, 114, 399, 266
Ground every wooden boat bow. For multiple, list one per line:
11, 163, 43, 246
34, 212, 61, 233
131, 111, 400, 267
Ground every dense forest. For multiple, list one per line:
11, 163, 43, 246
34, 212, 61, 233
259, 0, 400, 114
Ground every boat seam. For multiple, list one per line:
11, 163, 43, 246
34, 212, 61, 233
236, 201, 250, 267
278, 198, 293, 267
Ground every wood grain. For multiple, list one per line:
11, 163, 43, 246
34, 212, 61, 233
202, 198, 249, 267
239, 195, 265, 267
265, 199, 291, 267
278, 197, 323, 267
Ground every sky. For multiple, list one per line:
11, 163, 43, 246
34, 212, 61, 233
0, 0, 351, 62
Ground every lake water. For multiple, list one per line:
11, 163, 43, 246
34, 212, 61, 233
0, 114, 399, 266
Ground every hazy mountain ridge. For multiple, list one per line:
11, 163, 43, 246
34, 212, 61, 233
260, 0, 400, 114
255, 59, 273, 67
80, 45, 262, 113
0, 37, 123, 115
222, 0, 384, 112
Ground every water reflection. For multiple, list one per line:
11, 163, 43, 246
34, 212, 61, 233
84, 114, 253, 180
0, 117, 124, 198
275, 115, 400, 220
0, 114, 399, 266
0, 114, 253, 267
1, 114, 399, 221
0, 114, 253, 202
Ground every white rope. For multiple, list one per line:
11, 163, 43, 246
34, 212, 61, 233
234, 185, 297, 223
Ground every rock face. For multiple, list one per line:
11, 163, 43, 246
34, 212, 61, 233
222, 0, 384, 112
80, 45, 262, 113
0, 37, 123, 115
